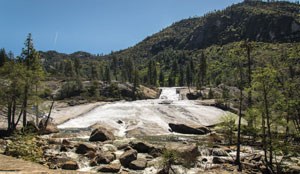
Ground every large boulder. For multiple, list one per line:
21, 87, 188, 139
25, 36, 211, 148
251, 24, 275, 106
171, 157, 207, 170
130, 141, 162, 157
166, 142, 199, 166
119, 149, 137, 167
38, 118, 59, 135
97, 163, 121, 173
129, 158, 147, 170
168, 123, 210, 135
75, 143, 96, 154
89, 127, 115, 142
61, 160, 79, 170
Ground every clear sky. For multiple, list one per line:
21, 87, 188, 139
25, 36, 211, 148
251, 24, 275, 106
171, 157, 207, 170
0, 0, 244, 56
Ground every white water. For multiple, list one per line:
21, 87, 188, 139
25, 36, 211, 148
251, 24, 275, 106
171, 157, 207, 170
58, 87, 229, 137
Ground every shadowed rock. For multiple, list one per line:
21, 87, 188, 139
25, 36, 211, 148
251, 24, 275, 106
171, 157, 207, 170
129, 158, 147, 170
97, 163, 121, 173
119, 149, 137, 167
89, 127, 115, 142
169, 123, 210, 135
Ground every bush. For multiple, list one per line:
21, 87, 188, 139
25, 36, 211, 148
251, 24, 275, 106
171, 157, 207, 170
5, 133, 43, 162
217, 113, 237, 145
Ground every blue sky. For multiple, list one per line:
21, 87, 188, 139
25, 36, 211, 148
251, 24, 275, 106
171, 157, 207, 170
0, 0, 244, 55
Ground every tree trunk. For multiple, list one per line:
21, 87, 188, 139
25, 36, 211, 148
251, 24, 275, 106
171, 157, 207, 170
263, 85, 273, 170
7, 102, 12, 132
23, 84, 29, 127
236, 88, 243, 171
262, 112, 268, 165
45, 100, 55, 127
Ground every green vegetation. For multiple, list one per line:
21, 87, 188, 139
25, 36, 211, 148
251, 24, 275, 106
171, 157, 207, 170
5, 133, 43, 162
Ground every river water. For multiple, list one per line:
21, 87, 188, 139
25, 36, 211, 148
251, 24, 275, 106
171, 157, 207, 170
58, 87, 229, 137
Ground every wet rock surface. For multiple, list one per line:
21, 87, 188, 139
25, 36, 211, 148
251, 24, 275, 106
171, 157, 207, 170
89, 126, 115, 142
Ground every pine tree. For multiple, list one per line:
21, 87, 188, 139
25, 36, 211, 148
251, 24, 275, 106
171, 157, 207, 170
20, 33, 44, 127
0, 48, 7, 67
111, 56, 118, 81
159, 71, 165, 87
199, 51, 207, 87
105, 65, 111, 83
179, 65, 185, 86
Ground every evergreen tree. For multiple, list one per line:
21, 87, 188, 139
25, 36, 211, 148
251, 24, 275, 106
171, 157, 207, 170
74, 57, 81, 77
179, 65, 185, 86
0, 48, 7, 67
20, 33, 44, 127
111, 56, 118, 81
159, 70, 165, 87
105, 65, 111, 83
199, 51, 207, 87
91, 62, 99, 80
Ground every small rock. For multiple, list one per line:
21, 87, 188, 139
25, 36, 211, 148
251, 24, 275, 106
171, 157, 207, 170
89, 127, 115, 142
119, 149, 137, 167
61, 160, 79, 170
60, 145, 68, 152
96, 152, 116, 164
75, 143, 96, 154
212, 156, 233, 164
103, 144, 117, 152
212, 148, 228, 156
85, 151, 97, 159
97, 163, 121, 173
129, 158, 147, 170
62, 139, 71, 146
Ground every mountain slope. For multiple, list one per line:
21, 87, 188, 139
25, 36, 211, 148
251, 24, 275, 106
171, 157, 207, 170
110, 1, 300, 60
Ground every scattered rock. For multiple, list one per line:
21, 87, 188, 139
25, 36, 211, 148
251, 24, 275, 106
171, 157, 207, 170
38, 118, 59, 135
98, 163, 121, 173
89, 127, 115, 142
75, 143, 96, 154
60, 145, 68, 152
62, 139, 71, 146
251, 154, 262, 162
286, 165, 300, 174
130, 141, 162, 157
85, 151, 97, 159
0, 139, 7, 154
212, 148, 228, 156
166, 142, 199, 166
119, 149, 137, 167
129, 158, 147, 170
186, 91, 202, 100
168, 123, 210, 135
117, 120, 123, 124
166, 143, 199, 157
212, 156, 234, 164
61, 160, 79, 170
95, 152, 116, 164
103, 144, 117, 152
